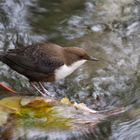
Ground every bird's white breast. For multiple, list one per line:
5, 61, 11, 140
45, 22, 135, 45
55, 60, 87, 80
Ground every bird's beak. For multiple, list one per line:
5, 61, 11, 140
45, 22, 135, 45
89, 56, 99, 61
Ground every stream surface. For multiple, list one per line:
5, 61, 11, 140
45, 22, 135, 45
0, 0, 140, 140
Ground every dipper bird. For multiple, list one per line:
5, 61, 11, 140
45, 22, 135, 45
0, 43, 98, 97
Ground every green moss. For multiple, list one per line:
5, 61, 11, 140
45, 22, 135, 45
16, 102, 72, 130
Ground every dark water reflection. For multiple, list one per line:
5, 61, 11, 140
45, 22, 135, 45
0, 0, 140, 139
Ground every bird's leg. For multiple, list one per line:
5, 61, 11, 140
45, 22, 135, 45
30, 82, 47, 97
38, 82, 54, 97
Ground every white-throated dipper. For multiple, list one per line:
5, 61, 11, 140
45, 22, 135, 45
0, 43, 98, 97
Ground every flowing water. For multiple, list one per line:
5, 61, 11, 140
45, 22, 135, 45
0, 0, 140, 139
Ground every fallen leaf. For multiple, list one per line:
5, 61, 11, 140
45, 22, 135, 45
21, 97, 55, 108
0, 96, 21, 112
0, 82, 16, 93
60, 97, 71, 105
73, 102, 97, 113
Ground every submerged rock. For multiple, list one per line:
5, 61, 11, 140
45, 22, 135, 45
0, 96, 124, 140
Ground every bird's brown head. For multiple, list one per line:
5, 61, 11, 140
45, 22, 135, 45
63, 47, 98, 65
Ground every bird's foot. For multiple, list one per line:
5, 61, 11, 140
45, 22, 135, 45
30, 82, 55, 98
30, 82, 47, 97
42, 89, 55, 98
38, 82, 55, 97
37, 82, 55, 98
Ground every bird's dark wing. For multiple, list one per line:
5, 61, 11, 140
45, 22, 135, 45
2, 52, 64, 74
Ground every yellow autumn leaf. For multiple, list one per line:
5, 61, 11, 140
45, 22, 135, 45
60, 97, 71, 105
0, 96, 21, 112
21, 97, 55, 108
